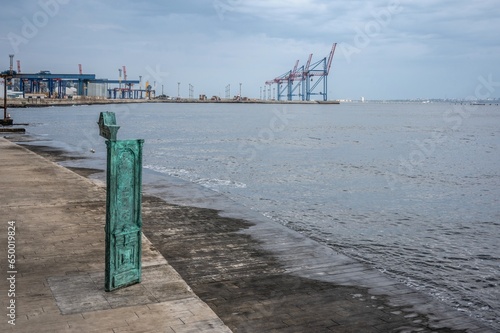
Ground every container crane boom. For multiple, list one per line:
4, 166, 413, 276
304, 53, 313, 74
326, 43, 337, 75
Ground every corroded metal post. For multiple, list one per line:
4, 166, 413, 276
1, 75, 13, 126
3, 76, 6, 120
98, 112, 144, 291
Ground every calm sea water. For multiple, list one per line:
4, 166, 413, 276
11, 102, 500, 329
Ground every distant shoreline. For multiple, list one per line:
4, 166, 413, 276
4, 98, 498, 108
4, 98, 340, 108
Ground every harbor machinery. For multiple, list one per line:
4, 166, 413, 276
266, 43, 337, 101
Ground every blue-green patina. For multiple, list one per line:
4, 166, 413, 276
98, 112, 120, 141
98, 112, 144, 291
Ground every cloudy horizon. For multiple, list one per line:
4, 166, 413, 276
1, 0, 499, 100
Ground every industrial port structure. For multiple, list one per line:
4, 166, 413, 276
265, 43, 337, 102
0, 55, 149, 125
1, 56, 143, 101
1, 50, 339, 126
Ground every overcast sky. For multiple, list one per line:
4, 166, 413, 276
1, 0, 499, 100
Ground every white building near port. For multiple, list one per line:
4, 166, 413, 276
0, 81, 23, 98
86, 82, 107, 98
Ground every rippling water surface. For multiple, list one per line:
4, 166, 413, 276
11, 102, 500, 329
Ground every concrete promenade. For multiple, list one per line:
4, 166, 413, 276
0, 137, 495, 332
0, 138, 231, 333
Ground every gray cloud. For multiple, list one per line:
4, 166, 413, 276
0, 0, 498, 99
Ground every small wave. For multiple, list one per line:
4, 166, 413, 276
144, 164, 246, 190
194, 178, 247, 189
144, 164, 192, 178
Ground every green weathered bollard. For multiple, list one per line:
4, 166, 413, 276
98, 112, 144, 291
